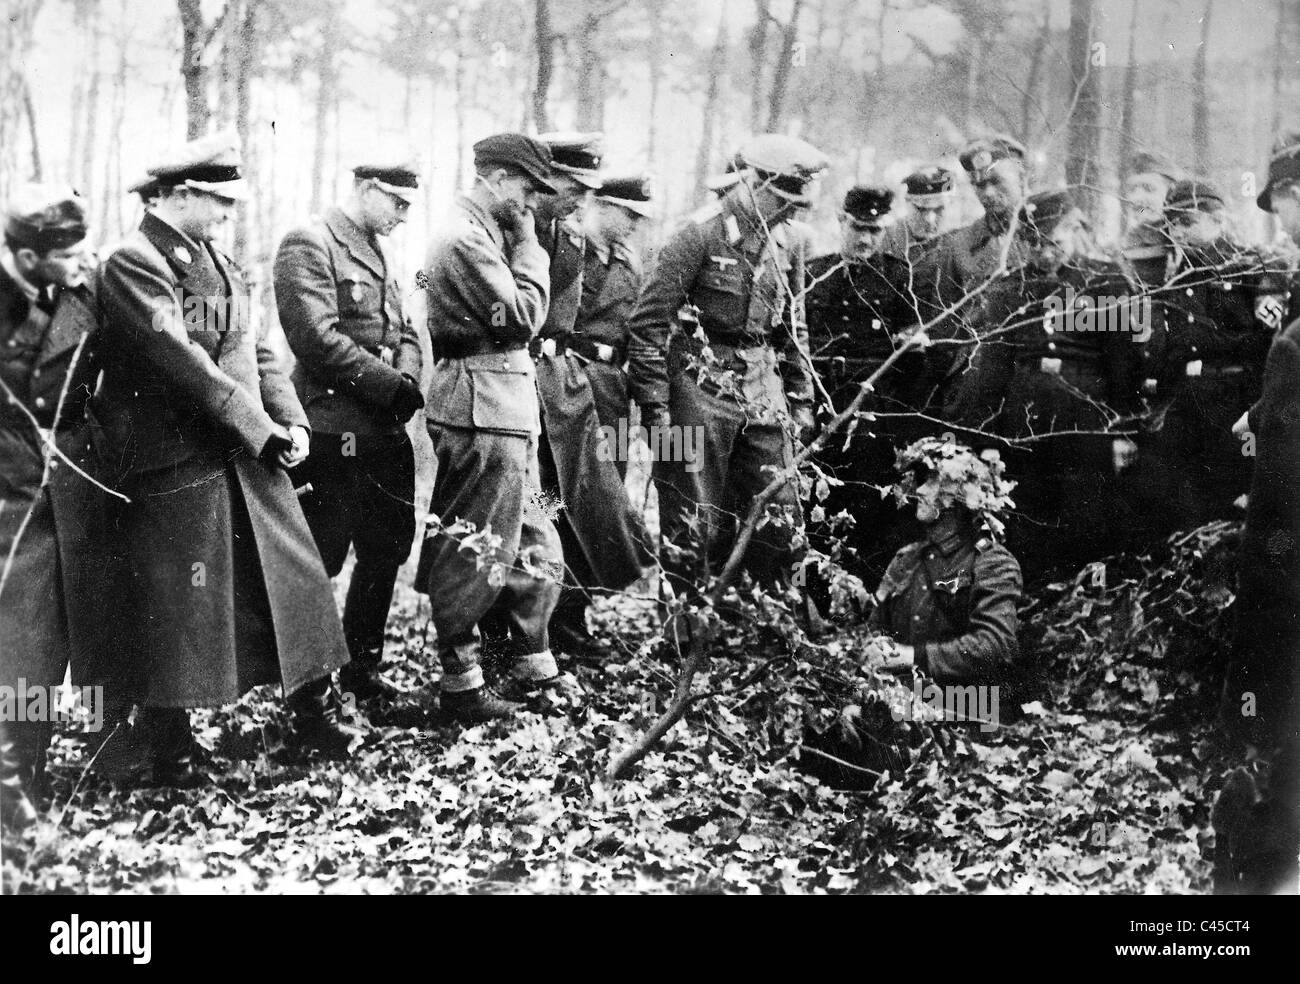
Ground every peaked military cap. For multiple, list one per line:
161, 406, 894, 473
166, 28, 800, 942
473, 133, 558, 195
736, 133, 830, 205
1257, 130, 1300, 211
596, 175, 654, 218
148, 129, 249, 201
842, 185, 895, 226
705, 152, 746, 195
959, 134, 1028, 179
1165, 179, 1225, 216
1019, 189, 1079, 242
127, 173, 161, 203
903, 165, 954, 206
354, 161, 421, 202
5, 183, 89, 252
538, 131, 604, 189
1127, 151, 1181, 183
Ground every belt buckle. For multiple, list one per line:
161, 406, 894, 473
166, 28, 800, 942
595, 343, 615, 362
1039, 357, 1062, 376
540, 338, 557, 358
1185, 359, 1203, 378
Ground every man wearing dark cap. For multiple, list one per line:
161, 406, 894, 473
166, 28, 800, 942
883, 165, 954, 258
915, 135, 1032, 413
95, 131, 355, 784
1133, 178, 1289, 534
273, 161, 424, 704
626, 133, 827, 612
1214, 130, 1300, 896
524, 134, 651, 661
805, 185, 928, 584
415, 133, 565, 722
0, 184, 115, 828
948, 189, 1139, 581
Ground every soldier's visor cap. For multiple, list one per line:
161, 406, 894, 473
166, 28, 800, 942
959, 135, 1027, 178
355, 163, 421, 202
1164, 179, 1225, 218
738, 134, 829, 204
127, 173, 162, 202
474, 133, 558, 195
5, 184, 89, 252
1019, 189, 1080, 242
538, 131, 604, 189
1257, 134, 1300, 211
903, 165, 954, 207
1127, 152, 1181, 183
596, 175, 654, 218
148, 129, 249, 202
842, 185, 895, 227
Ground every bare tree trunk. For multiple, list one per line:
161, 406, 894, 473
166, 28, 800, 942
1066, 0, 1101, 219
1020, 7, 1052, 145
574, 13, 607, 130
22, 78, 42, 181
309, 22, 338, 216
232, 0, 260, 258
80, 2, 102, 197
644, 0, 664, 169
532, 0, 554, 132
453, 16, 468, 195
177, 0, 211, 138
764, 0, 804, 132
100, 19, 129, 242
1118, 0, 1140, 175
1192, 0, 1213, 176
1271, 0, 1289, 136
694, 8, 730, 198
747, 0, 771, 132
0, 0, 44, 201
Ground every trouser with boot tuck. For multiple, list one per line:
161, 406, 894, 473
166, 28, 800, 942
655, 339, 804, 598
417, 422, 563, 691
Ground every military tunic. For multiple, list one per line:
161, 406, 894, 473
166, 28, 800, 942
625, 194, 813, 593
804, 249, 929, 582
913, 215, 1031, 411
1136, 240, 1288, 531
870, 527, 1023, 684
949, 260, 1140, 578
274, 206, 422, 666
0, 257, 119, 702
415, 195, 561, 691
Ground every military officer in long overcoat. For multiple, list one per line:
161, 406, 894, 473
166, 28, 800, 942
96, 133, 353, 784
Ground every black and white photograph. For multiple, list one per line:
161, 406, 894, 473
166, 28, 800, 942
1, 0, 1298, 913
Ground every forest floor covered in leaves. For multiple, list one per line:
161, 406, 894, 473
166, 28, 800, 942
3, 523, 1244, 894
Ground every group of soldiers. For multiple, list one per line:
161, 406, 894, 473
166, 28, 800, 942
1, 121, 1298, 894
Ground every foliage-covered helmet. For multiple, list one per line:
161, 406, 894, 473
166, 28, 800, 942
891, 435, 1017, 537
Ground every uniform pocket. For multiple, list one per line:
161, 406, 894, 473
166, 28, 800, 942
338, 277, 375, 318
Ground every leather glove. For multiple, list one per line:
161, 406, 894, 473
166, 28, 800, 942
390, 376, 425, 421
260, 426, 294, 464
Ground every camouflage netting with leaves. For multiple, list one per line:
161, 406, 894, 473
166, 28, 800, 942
3, 522, 1245, 894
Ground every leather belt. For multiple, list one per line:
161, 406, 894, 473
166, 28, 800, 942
1185, 361, 1243, 378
